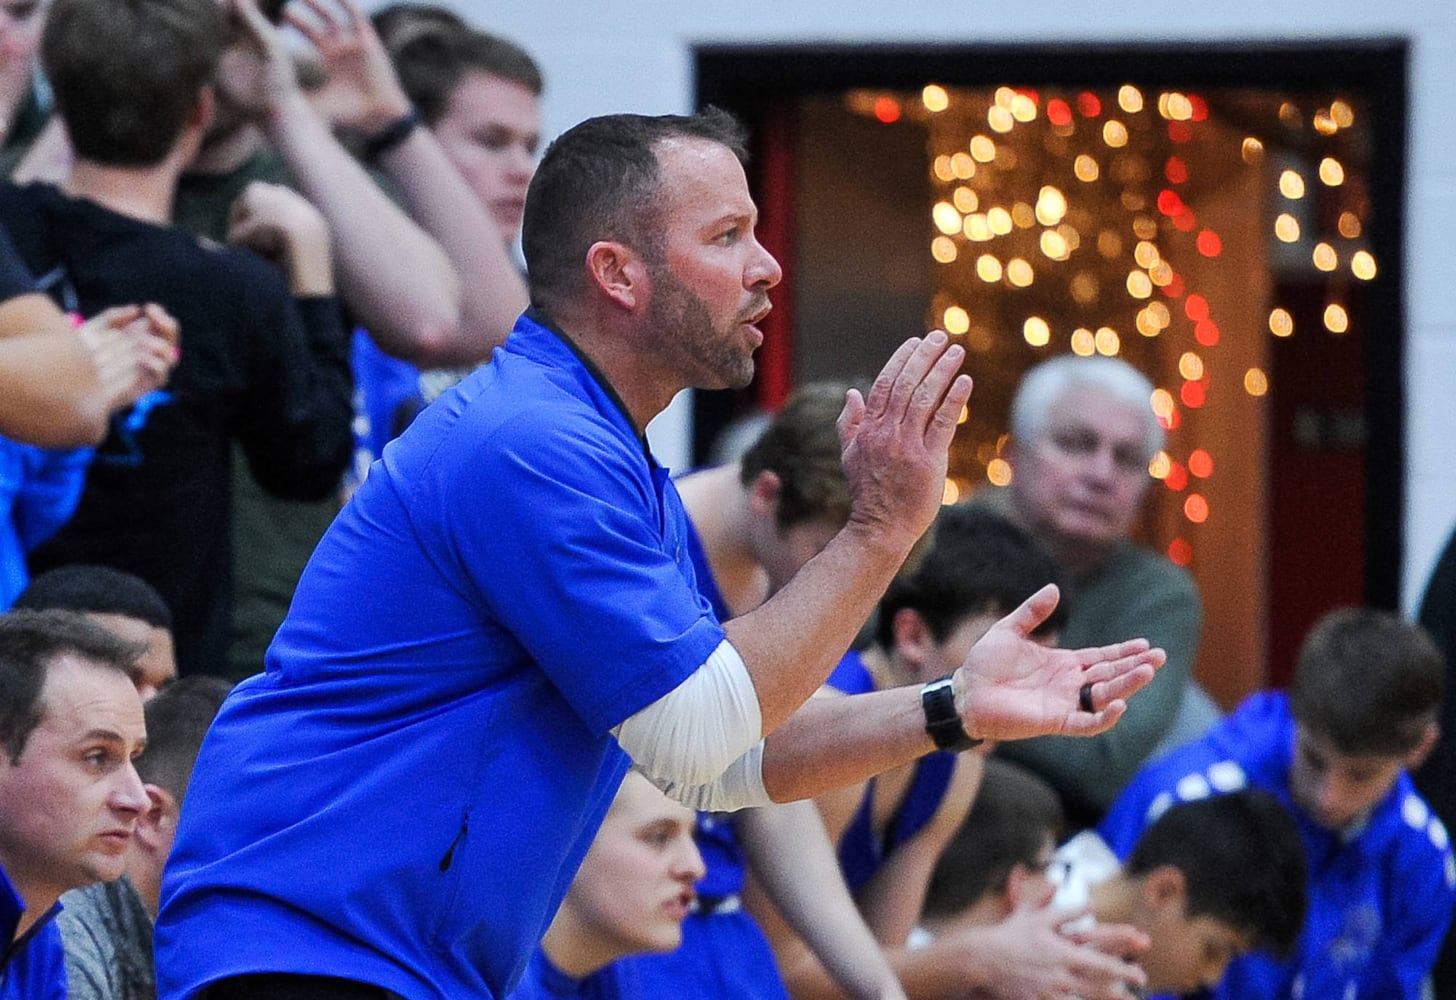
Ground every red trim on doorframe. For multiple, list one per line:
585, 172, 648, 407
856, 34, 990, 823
754, 100, 796, 412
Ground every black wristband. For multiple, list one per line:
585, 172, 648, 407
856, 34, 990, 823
363, 107, 423, 162
921, 675, 983, 752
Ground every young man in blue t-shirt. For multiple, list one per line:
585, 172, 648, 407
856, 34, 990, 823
508, 771, 704, 1000
1102, 608, 1454, 1000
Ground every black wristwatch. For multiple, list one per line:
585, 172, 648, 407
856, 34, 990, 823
921, 675, 983, 752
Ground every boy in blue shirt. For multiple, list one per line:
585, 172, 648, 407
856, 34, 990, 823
508, 771, 704, 1000
1102, 608, 1454, 999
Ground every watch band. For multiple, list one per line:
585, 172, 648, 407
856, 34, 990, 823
363, 107, 424, 163
921, 675, 983, 752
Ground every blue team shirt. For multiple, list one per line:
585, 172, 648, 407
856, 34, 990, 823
1101, 692, 1456, 1000
1, 862, 65, 1000
507, 949, 643, 1000
827, 651, 957, 894
155, 311, 725, 1000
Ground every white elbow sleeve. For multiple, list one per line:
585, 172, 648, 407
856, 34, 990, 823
613, 638, 763, 788
650, 740, 771, 812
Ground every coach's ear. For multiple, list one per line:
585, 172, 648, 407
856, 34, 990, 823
584, 241, 649, 312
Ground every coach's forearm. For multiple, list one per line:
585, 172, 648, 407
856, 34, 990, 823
724, 521, 916, 734
759, 689, 933, 803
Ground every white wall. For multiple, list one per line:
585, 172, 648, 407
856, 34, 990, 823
440, 0, 1456, 609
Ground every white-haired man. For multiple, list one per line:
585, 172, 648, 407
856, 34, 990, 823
989, 355, 1207, 827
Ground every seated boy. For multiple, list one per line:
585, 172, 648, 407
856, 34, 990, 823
507, 770, 704, 999
15, 564, 177, 701
1057, 789, 1305, 996
921, 771, 1304, 997
758, 508, 1152, 1000
1102, 608, 1454, 999
916, 758, 1065, 941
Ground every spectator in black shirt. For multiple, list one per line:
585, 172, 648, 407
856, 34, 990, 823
2, 0, 352, 675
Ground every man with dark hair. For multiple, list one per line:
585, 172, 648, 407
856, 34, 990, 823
0, 609, 148, 1000
520, 109, 747, 318
1102, 608, 1453, 999
2, 0, 353, 676
56, 675, 231, 1000
157, 109, 1162, 1000
16, 565, 177, 701
1054, 790, 1306, 997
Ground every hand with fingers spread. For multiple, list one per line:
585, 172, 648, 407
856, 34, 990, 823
286, 0, 411, 133
837, 331, 974, 553
950, 584, 1164, 743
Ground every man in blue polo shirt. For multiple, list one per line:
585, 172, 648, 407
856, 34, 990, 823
156, 109, 1165, 1000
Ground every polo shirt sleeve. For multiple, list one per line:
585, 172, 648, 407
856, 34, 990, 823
442, 407, 725, 738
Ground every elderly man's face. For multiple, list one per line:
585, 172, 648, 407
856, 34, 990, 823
1010, 384, 1152, 556
0, 654, 148, 906
639, 138, 782, 392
